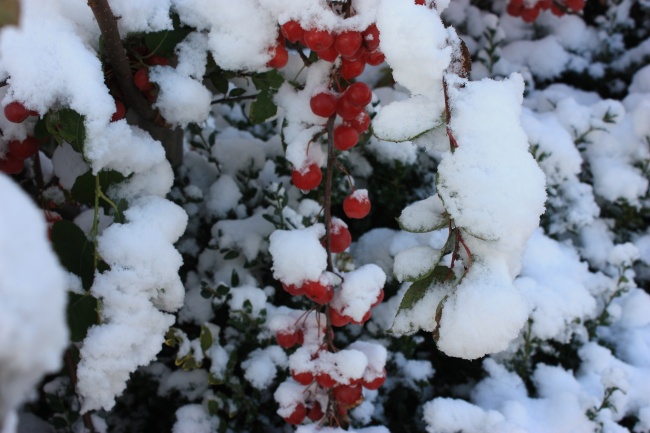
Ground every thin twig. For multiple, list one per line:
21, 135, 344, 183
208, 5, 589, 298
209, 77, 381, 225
86, 0, 165, 126
211, 93, 260, 105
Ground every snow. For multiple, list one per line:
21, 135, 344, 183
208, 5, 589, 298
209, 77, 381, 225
0, 174, 68, 432
269, 224, 327, 286
172, 404, 219, 433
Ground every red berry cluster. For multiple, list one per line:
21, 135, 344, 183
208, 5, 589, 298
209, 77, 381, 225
1, 102, 41, 175
506, 0, 585, 22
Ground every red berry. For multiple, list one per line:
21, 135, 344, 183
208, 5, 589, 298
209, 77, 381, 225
310, 92, 337, 118
336, 97, 364, 120
0, 155, 24, 174
282, 20, 304, 43
133, 68, 151, 92
307, 402, 324, 422
333, 125, 359, 151
317, 45, 339, 63
415, 0, 426, 4
146, 55, 170, 66
340, 58, 365, 80
7, 137, 39, 160
343, 45, 367, 63
267, 45, 289, 69
330, 307, 351, 327
365, 49, 385, 66
276, 330, 299, 348
521, 6, 540, 22
538, 0, 551, 9
316, 372, 337, 388
292, 163, 322, 190
303, 280, 334, 304
506, 1, 523, 16
565, 0, 585, 11
362, 24, 380, 51
333, 384, 363, 405
4, 101, 30, 123
111, 99, 126, 122
292, 370, 314, 385
304, 29, 334, 52
343, 192, 371, 219
334, 31, 363, 58
343, 110, 371, 134
282, 282, 304, 296
551, 2, 564, 15
363, 369, 386, 390
345, 82, 372, 107
330, 219, 352, 253
284, 403, 307, 425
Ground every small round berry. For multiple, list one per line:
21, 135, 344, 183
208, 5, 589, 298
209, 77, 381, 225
344, 110, 371, 134
303, 280, 334, 304
372, 288, 384, 307
521, 6, 540, 22
340, 58, 365, 80
365, 49, 385, 66
111, 99, 126, 122
362, 369, 386, 390
268, 45, 289, 69
345, 82, 372, 107
316, 372, 337, 388
304, 29, 334, 51
284, 403, 307, 425
146, 55, 170, 66
362, 24, 380, 51
414, 0, 426, 4
330, 219, 352, 253
281, 20, 304, 43
282, 282, 304, 296
333, 125, 359, 151
133, 68, 151, 92
276, 330, 299, 348
310, 92, 337, 118
4, 101, 31, 123
292, 163, 322, 191
330, 307, 351, 327
334, 31, 363, 58
343, 191, 371, 219
565, 0, 585, 11
292, 370, 314, 385
333, 384, 363, 405
336, 97, 364, 120
316, 45, 339, 63
8, 137, 39, 160
307, 402, 324, 422
0, 155, 24, 174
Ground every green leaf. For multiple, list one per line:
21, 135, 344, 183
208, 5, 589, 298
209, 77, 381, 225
252, 70, 283, 92
67, 292, 99, 342
394, 245, 444, 283
229, 88, 247, 97
51, 221, 95, 290
47, 109, 86, 153
216, 284, 230, 297
224, 250, 240, 260
207, 399, 221, 416
200, 325, 214, 353
231, 269, 240, 287
395, 271, 438, 314
144, 27, 191, 57
71, 170, 126, 208
249, 90, 277, 125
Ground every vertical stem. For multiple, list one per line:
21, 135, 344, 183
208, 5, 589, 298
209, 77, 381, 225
324, 116, 336, 273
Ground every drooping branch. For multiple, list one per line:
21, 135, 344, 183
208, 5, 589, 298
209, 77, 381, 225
86, 0, 165, 126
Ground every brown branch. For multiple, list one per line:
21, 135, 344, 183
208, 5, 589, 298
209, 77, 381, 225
211, 93, 259, 105
87, 0, 165, 127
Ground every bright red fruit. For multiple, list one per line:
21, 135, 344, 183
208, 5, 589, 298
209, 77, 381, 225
307, 402, 324, 422
292, 370, 314, 385
276, 330, 299, 348
133, 68, 151, 92
365, 49, 385, 66
343, 192, 371, 219
304, 29, 334, 51
344, 110, 371, 134
345, 82, 372, 107
362, 24, 380, 51
310, 92, 337, 118
363, 369, 386, 390
566, 0, 585, 11
506, 1, 523, 16
0, 155, 24, 174
330, 307, 351, 327
316, 372, 337, 388
146, 55, 170, 66
333, 384, 363, 405
521, 6, 540, 22
333, 125, 359, 151
372, 288, 384, 307
330, 220, 352, 253
317, 45, 339, 63
334, 31, 363, 58
292, 163, 322, 190
282, 20, 304, 43
415, 0, 426, 4
336, 97, 364, 120
303, 280, 334, 304
8, 137, 39, 159
111, 99, 126, 122
340, 58, 365, 80
284, 403, 307, 425
282, 282, 304, 296
4, 101, 31, 123
268, 45, 289, 69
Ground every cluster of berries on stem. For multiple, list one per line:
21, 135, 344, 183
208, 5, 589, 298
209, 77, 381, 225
506, 0, 586, 22
1, 101, 41, 175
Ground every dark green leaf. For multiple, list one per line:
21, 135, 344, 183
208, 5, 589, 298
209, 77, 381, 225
251, 70, 284, 92
51, 221, 95, 290
144, 27, 191, 57
249, 90, 277, 125
231, 270, 240, 287
216, 284, 230, 297
200, 289, 213, 299
395, 271, 437, 314
47, 109, 86, 153
229, 88, 247, 97
200, 325, 213, 353
67, 292, 99, 342
71, 170, 126, 208
224, 250, 240, 260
